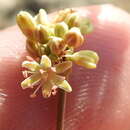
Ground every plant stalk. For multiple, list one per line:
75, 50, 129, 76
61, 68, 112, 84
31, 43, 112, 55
56, 90, 67, 130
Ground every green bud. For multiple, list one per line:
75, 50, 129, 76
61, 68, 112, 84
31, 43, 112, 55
53, 8, 75, 23
35, 9, 49, 25
48, 37, 65, 55
42, 44, 51, 55
66, 50, 99, 69
26, 39, 41, 56
54, 22, 68, 37
64, 27, 84, 48
79, 18, 93, 35
48, 54, 58, 62
65, 13, 79, 28
35, 25, 53, 44
16, 11, 36, 40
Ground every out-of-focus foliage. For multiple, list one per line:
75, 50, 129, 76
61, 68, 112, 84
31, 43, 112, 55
0, 0, 130, 29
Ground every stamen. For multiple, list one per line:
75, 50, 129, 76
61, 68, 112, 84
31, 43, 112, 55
22, 71, 28, 78
22, 71, 35, 78
30, 84, 41, 98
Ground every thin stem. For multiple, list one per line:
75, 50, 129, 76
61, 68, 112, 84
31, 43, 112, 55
56, 90, 67, 130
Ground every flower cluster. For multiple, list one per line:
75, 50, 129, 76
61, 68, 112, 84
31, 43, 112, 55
16, 8, 99, 98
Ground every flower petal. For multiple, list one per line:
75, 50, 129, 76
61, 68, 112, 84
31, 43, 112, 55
58, 80, 72, 92
42, 81, 53, 98
55, 61, 72, 74
21, 73, 41, 89
61, 67, 72, 78
53, 75, 65, 85
22, 61, 40, 71
40, 55, 52, 69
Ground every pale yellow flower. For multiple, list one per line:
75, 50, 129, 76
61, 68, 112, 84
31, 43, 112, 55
21, 55, 72, 98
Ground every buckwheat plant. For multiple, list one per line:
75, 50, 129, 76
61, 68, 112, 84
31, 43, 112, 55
16, 8, 99, 98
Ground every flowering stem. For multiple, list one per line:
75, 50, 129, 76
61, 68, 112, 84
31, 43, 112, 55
56, 90, 67, 130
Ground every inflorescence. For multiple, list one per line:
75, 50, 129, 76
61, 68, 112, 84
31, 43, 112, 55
16, 8, 99, 98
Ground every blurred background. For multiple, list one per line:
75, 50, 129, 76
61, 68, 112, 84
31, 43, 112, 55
0, 0, 129, 29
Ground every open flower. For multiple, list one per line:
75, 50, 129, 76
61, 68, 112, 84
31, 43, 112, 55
21, 55, 72, 98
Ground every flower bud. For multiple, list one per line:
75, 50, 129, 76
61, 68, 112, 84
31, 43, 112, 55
35, 9, 49, 25
48, 37, 65, 55
26, 39, 45, 56
16, 11, 36, 40
54, 22, 68, 37
53, 8, 75, 23
26, 39, 39, 56
67, 50, 99, 69
35, 25, 53, 44
64, 27, 84, 48
65, 13, 79, 28
78, 17, 93, 35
